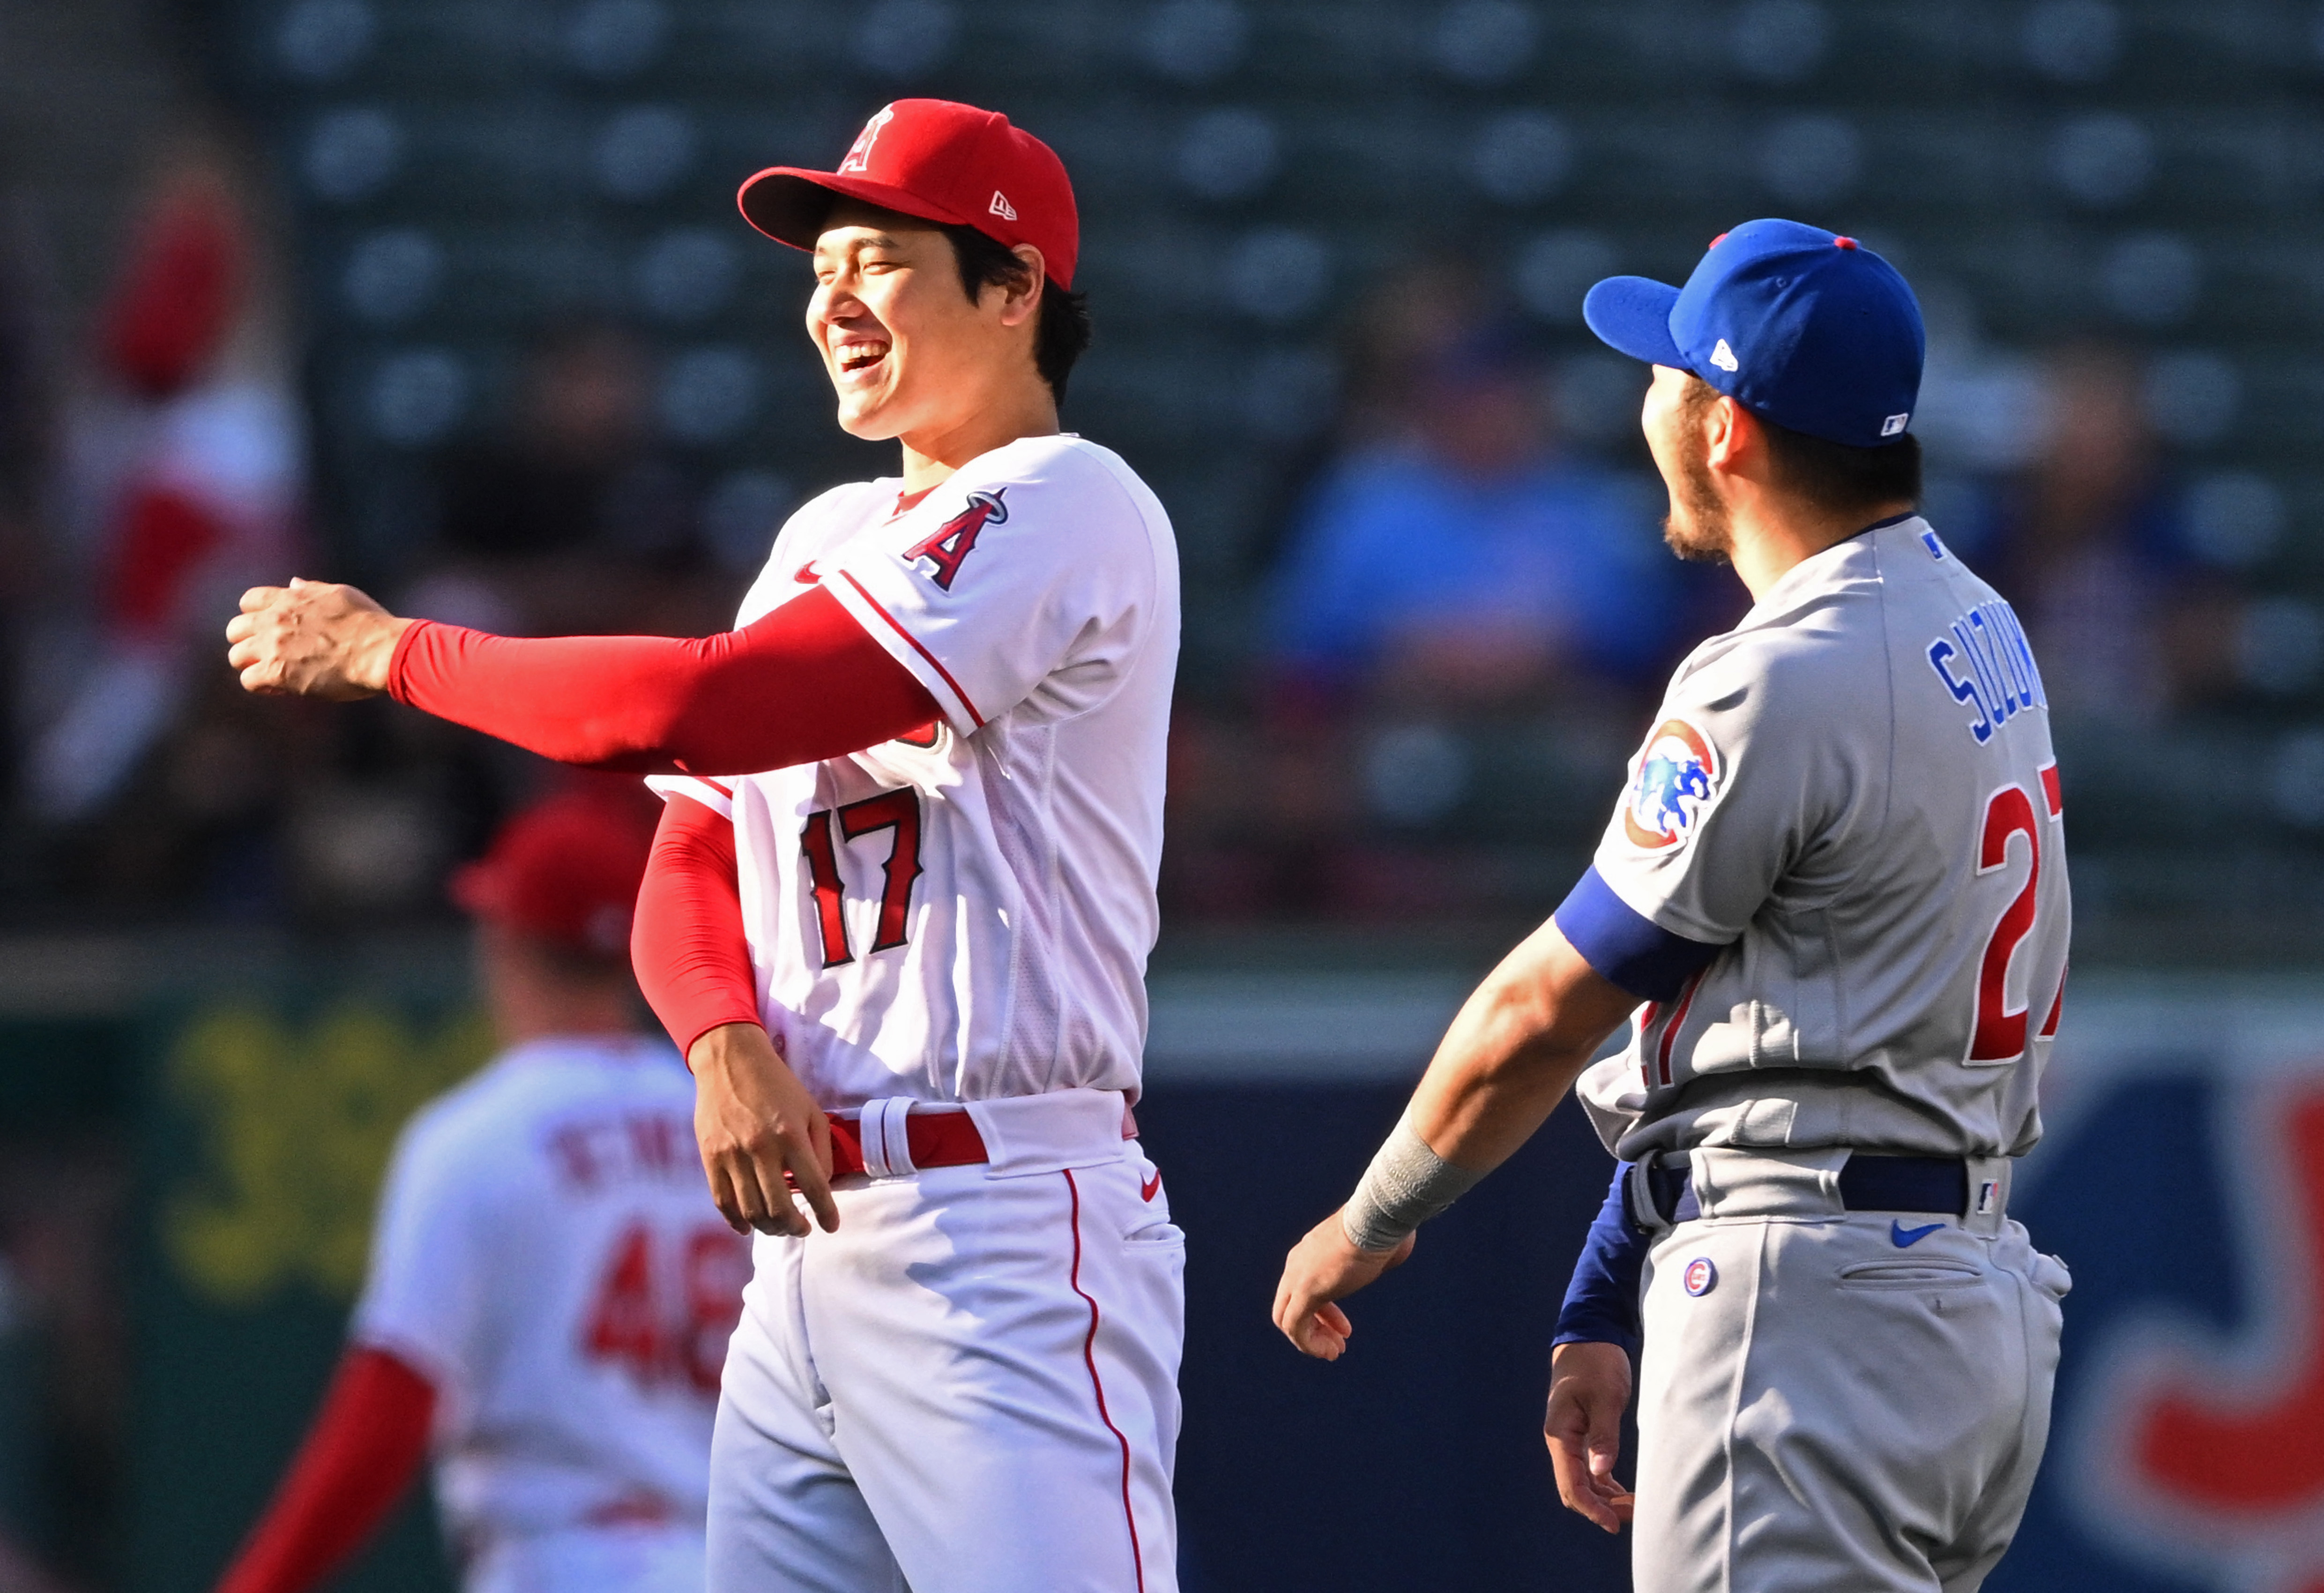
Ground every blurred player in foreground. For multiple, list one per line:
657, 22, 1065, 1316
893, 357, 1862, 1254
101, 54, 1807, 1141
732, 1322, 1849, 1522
216, 791, 747, 1593
1274, 221, 2071, 1593
227, 98, 1184, 1591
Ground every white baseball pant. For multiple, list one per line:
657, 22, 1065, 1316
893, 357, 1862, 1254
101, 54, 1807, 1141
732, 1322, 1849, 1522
706, 1088, 1184, 1593
1628, 1147, 2070, 1593
463, 1522, 705, 1593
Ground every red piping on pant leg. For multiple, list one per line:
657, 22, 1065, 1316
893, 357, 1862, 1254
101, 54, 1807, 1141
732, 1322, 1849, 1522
1063, 1168, 1147, 1593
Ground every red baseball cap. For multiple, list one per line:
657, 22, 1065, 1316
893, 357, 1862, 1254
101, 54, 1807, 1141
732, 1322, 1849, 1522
737, 98, 1079, 290
450, 792, 655, 960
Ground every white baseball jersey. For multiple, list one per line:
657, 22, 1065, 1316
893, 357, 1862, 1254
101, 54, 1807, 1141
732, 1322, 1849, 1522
1561, 515, 2071, 1162
353, 1034, 750, 1553
652, 433, 1180, 1109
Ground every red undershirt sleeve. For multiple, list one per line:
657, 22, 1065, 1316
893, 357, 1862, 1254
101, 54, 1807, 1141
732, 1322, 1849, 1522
632, 793, 760, 1061
213, 1346, 437, 1593
386, 585, 941, 776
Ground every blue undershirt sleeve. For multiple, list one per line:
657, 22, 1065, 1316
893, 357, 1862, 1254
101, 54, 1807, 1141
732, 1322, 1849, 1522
1552, 865, 1724, 1003
1553, 1161, 1647, 1354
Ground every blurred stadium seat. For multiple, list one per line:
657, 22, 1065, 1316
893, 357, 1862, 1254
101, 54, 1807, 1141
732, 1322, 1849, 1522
150, 0, 2324, 956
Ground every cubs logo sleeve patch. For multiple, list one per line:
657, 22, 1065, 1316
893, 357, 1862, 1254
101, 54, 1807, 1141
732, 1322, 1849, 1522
1588, 641, 1846, 951
1623, 718, 1722, 851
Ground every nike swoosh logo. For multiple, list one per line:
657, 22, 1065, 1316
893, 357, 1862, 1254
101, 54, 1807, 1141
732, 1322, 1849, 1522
1140, 1171, 1162, 1203
1892, 1220, 1944, 1248
793, 561, 821, 584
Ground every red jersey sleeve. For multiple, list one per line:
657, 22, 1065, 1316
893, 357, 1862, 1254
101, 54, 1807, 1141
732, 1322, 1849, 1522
387, 586, 939, 776
632, 792, 760, 1059
213, 1346, 436, 1593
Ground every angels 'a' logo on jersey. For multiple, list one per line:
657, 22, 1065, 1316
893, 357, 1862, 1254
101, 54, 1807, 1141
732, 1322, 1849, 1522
902, 489, 1006, 591
1623, 717, 1721, 850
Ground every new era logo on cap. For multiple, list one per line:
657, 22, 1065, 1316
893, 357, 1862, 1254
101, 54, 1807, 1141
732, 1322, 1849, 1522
1711, 338, 1740, 372
989, 190, 1016, 221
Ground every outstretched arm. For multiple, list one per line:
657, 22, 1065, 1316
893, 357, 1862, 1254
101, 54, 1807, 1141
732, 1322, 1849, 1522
225, 581, 939, 776
213, 1346, 435, 1593
630, 793, 838, 1241
1271, 918, 1638, 1359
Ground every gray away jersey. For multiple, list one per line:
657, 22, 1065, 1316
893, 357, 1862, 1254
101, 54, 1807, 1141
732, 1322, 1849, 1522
1559, 515, 2070, 1162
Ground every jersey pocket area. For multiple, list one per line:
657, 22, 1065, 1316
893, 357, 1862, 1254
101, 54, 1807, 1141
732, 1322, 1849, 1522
1123, 1218, 1186, 1254
1836, 1258, 1985, 1291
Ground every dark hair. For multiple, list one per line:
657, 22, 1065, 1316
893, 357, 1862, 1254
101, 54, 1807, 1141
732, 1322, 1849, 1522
940, 222, 1091, 402
1682, 376, 1921, 518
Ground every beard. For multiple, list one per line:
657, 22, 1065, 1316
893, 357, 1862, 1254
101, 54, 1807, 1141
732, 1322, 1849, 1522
1662, 440, 1733, 564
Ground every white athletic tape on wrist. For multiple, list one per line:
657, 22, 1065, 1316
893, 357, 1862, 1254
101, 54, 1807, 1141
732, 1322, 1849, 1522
1340, 1116, 1484, 1254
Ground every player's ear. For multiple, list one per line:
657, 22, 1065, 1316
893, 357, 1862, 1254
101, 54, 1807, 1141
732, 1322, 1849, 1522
997, 246, 1044, 327
1705, 394, 1752, 473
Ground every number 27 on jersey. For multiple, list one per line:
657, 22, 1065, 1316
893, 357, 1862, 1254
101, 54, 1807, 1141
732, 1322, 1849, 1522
1968, 763, 2064, 1065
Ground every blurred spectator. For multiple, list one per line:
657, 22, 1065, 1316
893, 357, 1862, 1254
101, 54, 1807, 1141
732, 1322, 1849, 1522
28, 150, 302, 826
1167, 271, 1686, 922
1986, 344, 2243, 726
1267, 315, 1674, 716
407, 322, 716, 640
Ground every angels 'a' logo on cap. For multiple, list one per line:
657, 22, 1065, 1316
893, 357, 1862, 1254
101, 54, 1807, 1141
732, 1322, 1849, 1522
839, 105, 895, 174
1623, 717, 1721, 851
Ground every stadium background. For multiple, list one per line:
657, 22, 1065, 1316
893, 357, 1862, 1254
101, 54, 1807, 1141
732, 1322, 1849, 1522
1, 0, 2323, 1588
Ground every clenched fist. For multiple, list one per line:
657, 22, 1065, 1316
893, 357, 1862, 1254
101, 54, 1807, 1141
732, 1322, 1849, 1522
226, 579, 412, 700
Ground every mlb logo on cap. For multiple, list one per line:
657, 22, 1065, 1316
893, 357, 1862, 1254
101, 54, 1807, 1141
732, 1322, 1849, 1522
1582, 218, 1926, 449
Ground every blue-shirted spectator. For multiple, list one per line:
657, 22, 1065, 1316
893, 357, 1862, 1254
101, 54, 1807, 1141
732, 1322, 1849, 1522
1270, 321, 1678, 711
1985, 344, 2245, 725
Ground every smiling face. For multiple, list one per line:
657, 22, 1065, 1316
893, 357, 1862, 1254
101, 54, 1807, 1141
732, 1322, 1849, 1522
806, 199, 1042, 446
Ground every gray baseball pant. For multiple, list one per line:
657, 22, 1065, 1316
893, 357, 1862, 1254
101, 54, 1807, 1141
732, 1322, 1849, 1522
1627, 1147, 2070, 1593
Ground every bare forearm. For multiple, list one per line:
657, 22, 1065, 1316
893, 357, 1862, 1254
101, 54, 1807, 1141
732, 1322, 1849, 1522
1274, 918, 1637, 1359
1405, 919, 1638, 1171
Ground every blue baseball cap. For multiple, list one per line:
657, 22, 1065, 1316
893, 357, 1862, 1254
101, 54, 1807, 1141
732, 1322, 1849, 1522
1582, 219, 1925, 449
